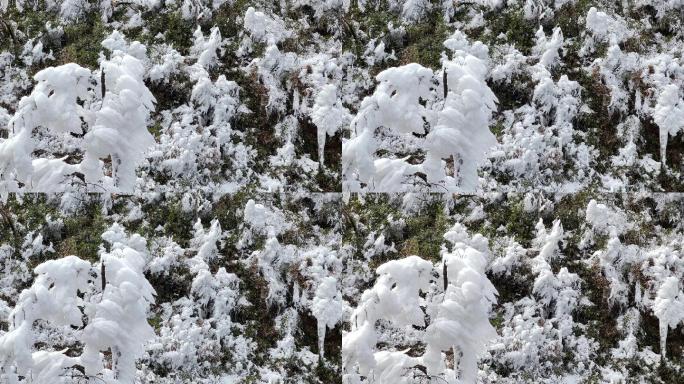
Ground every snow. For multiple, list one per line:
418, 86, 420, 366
311, 276, 343, 358
311, 84, 350, 165
344, 223, 498, 383
82, 50, 156, 192
1, 0, 684, 382
344, 33, 498, 192
192, 26, 224, 69
584, 7, 633, 45
242, 7, 291, 46
0, 224, 155, 383
81, 224, 156, 382
653, 277, 684, 359
0, 35, 155, 195
653, 84, 684, 166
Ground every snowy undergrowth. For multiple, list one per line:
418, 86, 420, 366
1, 0, 684, 383
2, 0, 682, 193
340, 0, 684, 192
342, 192, 684, 383
0, 193, 344, 383
344, 223, 498, 383
0, 223, 155, 383
0, 0, 348, 195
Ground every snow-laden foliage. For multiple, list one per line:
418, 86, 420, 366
0, 37, 154, 195
1, 0, 684, 382
0, 223, 155, 384
343, 31, 497, 192
0, 193, 344, 383
343, 193, 684, 383
344, 223, 497, 383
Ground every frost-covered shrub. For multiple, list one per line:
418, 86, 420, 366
343, 223, 497, 383
343, 32, 497, 192
0, 34, 155, 195
582, 197, 684, 363
0, 223, 155, 384
144, 218, 253, 380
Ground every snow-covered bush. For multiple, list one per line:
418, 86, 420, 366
0, 34, 155, 195
343, 32, 497, 192
343, 223, 497, 383
2, 0, 684, 383
0, 223, 155, 384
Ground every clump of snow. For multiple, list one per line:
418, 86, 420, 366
191, 26, 224, 69
310, 84, 350, 166
653, 277, 684, 359
311, 276, 343, 358
242, 7, 292, 46
343, 223, 497, 383
0, 224, 155, 383
343, 32, 497, 192
0, 33, 155, 195
585, 199, 634, 236
82, 48, 156, 192
653, 84, 684, 166
584, 7, 633, 46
